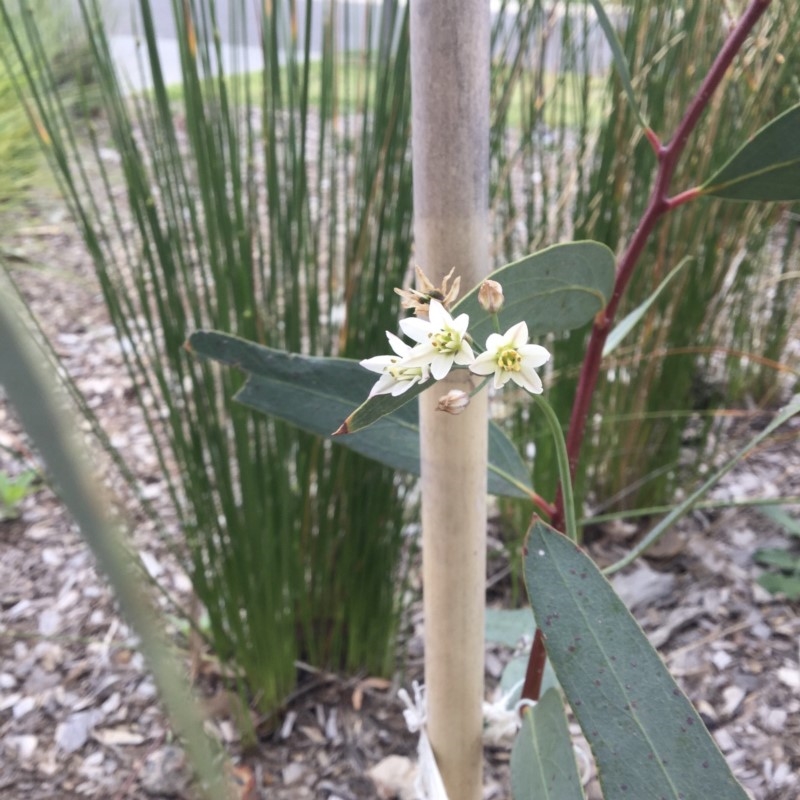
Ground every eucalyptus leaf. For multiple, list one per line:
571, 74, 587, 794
511, 688, 586, 800
341, 241, 615, 434
700, 103, 800, 201
524, 520, 749, 800
757, 505, 800, 537
486, 607, 535, 647
187, 331, 533, 498
756, 573, 800, 600
456, 241, 615, 346
754, 548, 800, 571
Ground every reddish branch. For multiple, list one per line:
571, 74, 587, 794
523, 0, 773, 704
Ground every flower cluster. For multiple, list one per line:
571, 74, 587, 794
360, 275, 551, 403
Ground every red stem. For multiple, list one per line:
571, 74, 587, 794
525, 0, 773, 701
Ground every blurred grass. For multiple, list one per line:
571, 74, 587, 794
0, 1, 88, 202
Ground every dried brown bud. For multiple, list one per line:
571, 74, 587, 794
437, 389, 470, 415
478, 279, 504, 314
395, 265, 462, 316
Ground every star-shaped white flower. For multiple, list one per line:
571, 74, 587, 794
469, 321, 550, 394
360, 332, 431, 397
399, 299, 474, 380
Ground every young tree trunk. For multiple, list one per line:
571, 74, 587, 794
409, 3, 490, 798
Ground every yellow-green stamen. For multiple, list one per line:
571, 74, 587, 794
497, 346, 521, 372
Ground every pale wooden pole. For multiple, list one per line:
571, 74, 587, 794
409, 2, 490, 798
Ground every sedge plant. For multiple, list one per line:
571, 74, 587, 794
0, 0, 415, 713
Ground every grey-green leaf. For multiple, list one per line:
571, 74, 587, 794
511, 688, 586, 800
486, 607, 535, 647
700, 103, 800, 201
756, 573, 800, 600
757, 505, 800, 538
455, 241, 615, 346
524, 520, 750, 800
187, 331, 533, 498
753, 548, 800, 571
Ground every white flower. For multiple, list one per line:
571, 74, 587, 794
469, 321, 550, 394
360, 332, 431, 397
399, 299, 474, 380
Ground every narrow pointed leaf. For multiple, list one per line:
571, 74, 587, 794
605, 397, 800, 574
187, 331, 533, 498
0, 291, 228, 800
587, 0, 649, 131
756, 573, 800, 599
757, 505, 800, 537
511, 688, 585, 800
524, 520, 749, 800
754, 548, 800, 571
341, 241, 615, 434
700, 103, 800, 201
603, 257, 691, 357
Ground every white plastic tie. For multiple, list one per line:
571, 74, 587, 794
399, 681, 449, 800
482, 679, 529, 747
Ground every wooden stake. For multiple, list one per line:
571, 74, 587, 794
409, 3, 490, 797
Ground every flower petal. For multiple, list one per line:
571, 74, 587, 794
427, 299, 451, 328
484, 332, 506, 353
519, 344, 551, 368
400, 342, 436, 369
493, 369, 512, 390
399, 316, 432, 343
514, 366, 543, 394
454, 340, 475, 365
391, 377, 420, 396
386, 331, 411, 357
451, 312, 470, 335
506, 320, 529, 348
368, 373, 398, 397
360, 355, 395, 374
431, 353, 454, 380
469, 355, 496, 376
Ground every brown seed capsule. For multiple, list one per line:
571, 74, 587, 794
478, 279, 504, 314
437, 389, 470, 415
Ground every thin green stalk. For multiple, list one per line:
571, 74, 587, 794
604, 396, 800, 576
533, 394, 577, 543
